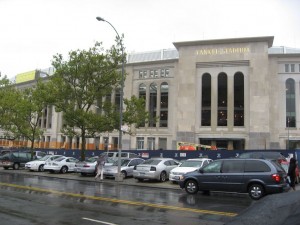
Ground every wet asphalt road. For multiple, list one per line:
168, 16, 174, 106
0, 169, 253, 225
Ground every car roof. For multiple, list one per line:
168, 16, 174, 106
186, 158, 210, 161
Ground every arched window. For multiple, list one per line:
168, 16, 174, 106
201, 73, 211, 126
286, 79, 296, 128
149, 83, 157, 127
160, 82, 168, 127
234, 72, 244, 126
218, 73, 227, 126
139, 83, 146, 99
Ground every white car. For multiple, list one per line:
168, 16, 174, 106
169, 158, 213, 183
44, 156, 79, 174
25, 155, 63, 172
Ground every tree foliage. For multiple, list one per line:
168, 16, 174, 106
0, 76, 51, 158
48, 41, 126, 160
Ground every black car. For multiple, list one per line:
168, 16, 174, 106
178, 158, 289, 200
0, 150, 33, 170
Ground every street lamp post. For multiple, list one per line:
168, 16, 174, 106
96, 17, 125, 181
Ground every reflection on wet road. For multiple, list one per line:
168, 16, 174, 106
0, 172, 252, 225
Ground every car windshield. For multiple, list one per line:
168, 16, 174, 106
85, 157, 98, 163
142, 159, 161, 165
180, 161, 202, 167
112, 159, 130, 166
39, 155, 52, 161
54, 157, 66, 162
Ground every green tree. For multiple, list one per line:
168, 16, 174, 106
0, 78, 51, 158
49, 41, 125, 160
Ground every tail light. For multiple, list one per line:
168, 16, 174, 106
271, 173, 281, 183
150, 166, 156, 171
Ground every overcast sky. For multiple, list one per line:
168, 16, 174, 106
1, 0, 299, 79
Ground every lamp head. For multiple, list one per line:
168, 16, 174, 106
96, 17, 105, 22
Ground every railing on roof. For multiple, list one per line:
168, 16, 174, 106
127, 49, 179, 63
269, 46, 300, 54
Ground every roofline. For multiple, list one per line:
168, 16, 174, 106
173, 36, 274, 49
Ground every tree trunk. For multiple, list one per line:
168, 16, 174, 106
81, 129, 86, 161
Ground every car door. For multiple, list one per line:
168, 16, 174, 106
220, 160, 245, 192
165, 160, 180, 176
198, 160, 224, 191
67, 158, 78, 171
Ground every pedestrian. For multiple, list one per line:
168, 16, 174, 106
95, 155, 106, 180
288, 157, 297, 191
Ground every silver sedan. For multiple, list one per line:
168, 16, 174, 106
74, 156, 114, 176
133, 158, 180, 182
103, 158, 144, 179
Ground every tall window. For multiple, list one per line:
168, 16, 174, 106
139, 84, 146, 127
201, 73, 211, 126
234, 72, 244, 126
115, 88, 121, 111
286, 79, 296, 127
147, 137, 155, 150
136, 137, 144, 150
218, 73, 227, 126
149, 83, 157, 127
160, 82, 168, 127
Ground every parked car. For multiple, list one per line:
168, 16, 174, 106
280, 160, 300, 184
44, 156, 79, 173
178, 158, 289, 200
74, 156, 115, 176
25, 155, 63, 172
0, 150, 33, 170
133, 158, 180, 182
237, 151, 287, 163
169, 158, 213, 183
103, 158, 144, 179
99, 151, 140, 160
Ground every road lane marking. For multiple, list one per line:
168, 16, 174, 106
0, 182, 237, 217
82, 217, 117, 225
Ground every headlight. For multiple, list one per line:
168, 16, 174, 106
179, 175, 185, 181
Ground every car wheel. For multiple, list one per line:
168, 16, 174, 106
13, 163, 20, 170
159, 171, 167, 182
60, 166, 68, 174
3, 167, 9, 170
38, 164, 44, 172
185, 179, 199, 194
121, 171, 127, 179
137, 178, 144, 182
248, 183, 265, 200
81, 172, 87, 176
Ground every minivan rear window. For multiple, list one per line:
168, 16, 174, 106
244, 160, 271, 172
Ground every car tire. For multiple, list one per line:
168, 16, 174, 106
137, 178, 144, 182
13, 163, 20, 170
121, 171, 127, 179
81, 172, 87, 176
38, 164, 44, 172
159, 171, 167, 182
3, 167, 9, 170
185, 179, 199, 194
60, 166, 68, 174
248, 183, 265, 200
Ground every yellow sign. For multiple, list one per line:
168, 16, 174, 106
15, 70, 36, 84
196, 47, 250, 56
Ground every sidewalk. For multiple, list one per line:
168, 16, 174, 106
0, 168, 181, 190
